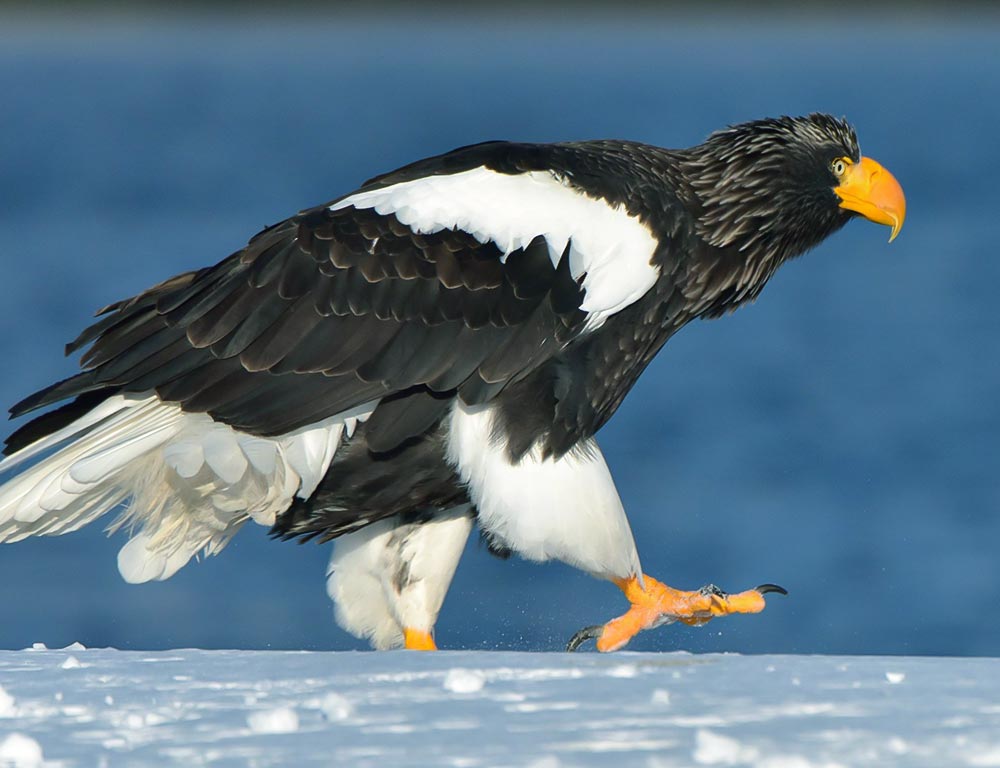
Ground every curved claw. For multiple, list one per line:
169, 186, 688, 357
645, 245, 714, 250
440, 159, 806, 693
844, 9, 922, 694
755, 583, 788, 596
566, 625, 604, 652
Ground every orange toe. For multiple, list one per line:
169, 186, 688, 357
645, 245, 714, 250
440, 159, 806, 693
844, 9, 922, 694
591, 576, 778, 652
403, 628, 437, 651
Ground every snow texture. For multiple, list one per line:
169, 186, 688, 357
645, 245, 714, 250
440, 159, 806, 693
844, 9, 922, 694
1, 648, 998, 767
0, 733, 43, 768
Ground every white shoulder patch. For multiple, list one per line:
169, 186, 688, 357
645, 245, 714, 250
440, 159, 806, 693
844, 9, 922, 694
332, 168, 661, 329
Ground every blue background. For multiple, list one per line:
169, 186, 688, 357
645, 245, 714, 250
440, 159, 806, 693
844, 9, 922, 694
1, 9, 997, 656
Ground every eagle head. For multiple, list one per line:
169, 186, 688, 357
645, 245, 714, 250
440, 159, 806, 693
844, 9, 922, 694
684, 113, 906, 265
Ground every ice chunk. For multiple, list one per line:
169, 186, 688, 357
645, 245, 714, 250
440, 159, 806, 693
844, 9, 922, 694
247, 707, 299, 734
319, 693, 353, 722
607, 664, 638, 678
0, 734, 44, 767
526, 758, 560, 768
650, 688, 671, 706
693, 729, 758, 765
443, 668, 485, 693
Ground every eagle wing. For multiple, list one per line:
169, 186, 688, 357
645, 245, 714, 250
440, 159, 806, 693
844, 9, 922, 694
8, 144, 662, 456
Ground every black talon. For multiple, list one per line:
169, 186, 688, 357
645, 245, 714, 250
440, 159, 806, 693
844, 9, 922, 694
566, 625, 604, 652
755, 583, 788, 596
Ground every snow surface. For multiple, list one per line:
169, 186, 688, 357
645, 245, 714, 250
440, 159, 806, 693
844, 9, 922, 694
1, 648, 999, 767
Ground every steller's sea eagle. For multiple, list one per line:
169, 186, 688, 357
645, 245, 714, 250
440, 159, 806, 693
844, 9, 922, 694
0, 114, 904, 652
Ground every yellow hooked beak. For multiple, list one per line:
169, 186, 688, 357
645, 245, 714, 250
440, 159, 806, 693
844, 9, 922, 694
834, 156, 906, 242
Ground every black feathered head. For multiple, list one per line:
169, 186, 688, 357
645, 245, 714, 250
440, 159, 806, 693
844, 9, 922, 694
683, 113, 905, 267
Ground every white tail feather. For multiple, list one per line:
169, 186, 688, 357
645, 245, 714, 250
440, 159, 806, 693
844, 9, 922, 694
200, 427, 250, 485
0, 392, 378, 583
0, 395, 134, 474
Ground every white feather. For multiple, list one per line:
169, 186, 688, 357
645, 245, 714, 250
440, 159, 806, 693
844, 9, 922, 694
117, 531, 200, 583
0, 393, 379, 583
69, 420, 180, 485
388, 506, 474, 634
327, 506, 473, 649
326, 520, 401, 649
282, 423, 342, 499
332, 168, 661, 329
0, 394, 133, 474
200, 427, 249, 486
239, 437, 277, 477
162, 439, 205, 479
446, 400, 641, 581
280, 401, 377, 500
0, 396, 168, 521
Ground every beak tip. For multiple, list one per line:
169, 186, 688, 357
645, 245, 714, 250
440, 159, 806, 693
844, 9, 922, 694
887, 214, 903, 243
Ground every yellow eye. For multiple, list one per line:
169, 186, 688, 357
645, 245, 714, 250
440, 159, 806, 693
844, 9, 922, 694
831, 158, 849, 177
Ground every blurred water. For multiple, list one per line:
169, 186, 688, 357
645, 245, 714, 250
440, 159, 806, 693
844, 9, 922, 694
0, 10, 997, 655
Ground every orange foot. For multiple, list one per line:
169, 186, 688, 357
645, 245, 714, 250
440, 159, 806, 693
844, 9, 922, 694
403, 628, 438, 651
566, 575, 786, 652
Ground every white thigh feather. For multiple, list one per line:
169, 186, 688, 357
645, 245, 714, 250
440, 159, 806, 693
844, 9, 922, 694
327, 506, 473, 649
446, 401, 641, 582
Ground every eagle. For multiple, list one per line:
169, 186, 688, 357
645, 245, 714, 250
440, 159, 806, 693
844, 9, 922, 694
0, 114, 904, 652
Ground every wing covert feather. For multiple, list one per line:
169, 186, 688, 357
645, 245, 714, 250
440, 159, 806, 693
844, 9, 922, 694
18, 203, 593, 441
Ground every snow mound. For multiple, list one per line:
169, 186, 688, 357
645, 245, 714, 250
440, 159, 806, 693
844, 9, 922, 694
0, 734, 43, 768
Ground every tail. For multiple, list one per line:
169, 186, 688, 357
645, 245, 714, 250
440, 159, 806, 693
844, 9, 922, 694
0, 392, 372, 583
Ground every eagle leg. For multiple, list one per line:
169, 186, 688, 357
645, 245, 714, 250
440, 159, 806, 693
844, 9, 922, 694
403, 628, 438, 651
566, 576, 786, 652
